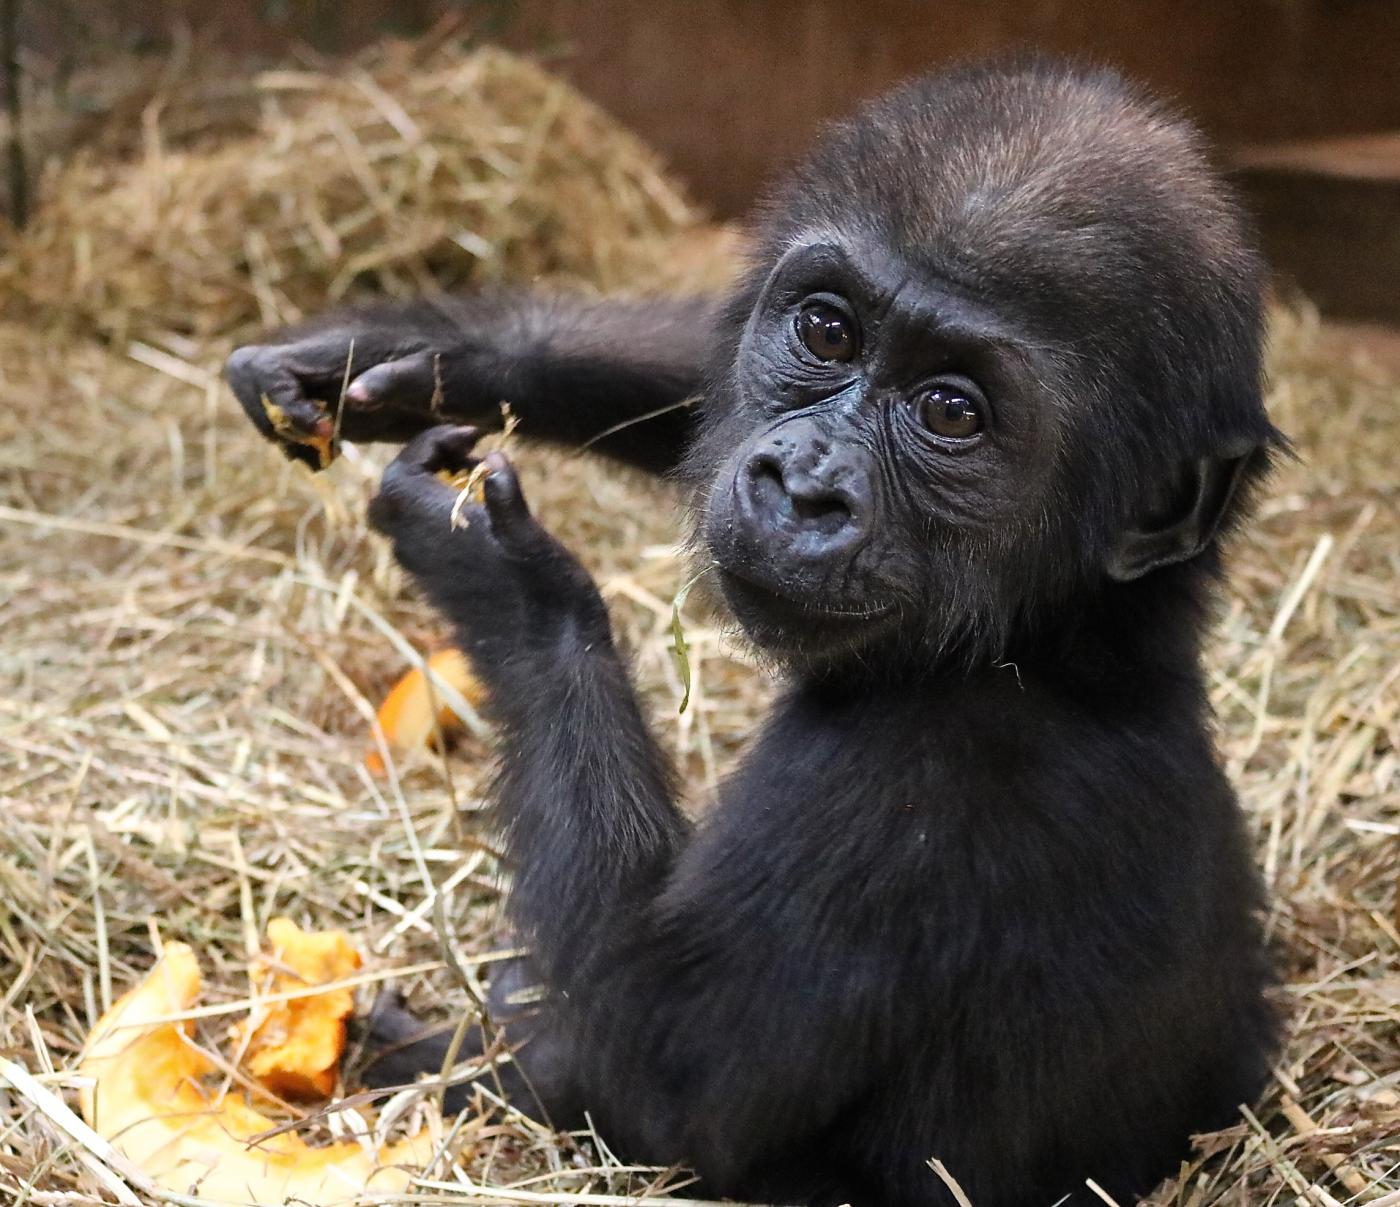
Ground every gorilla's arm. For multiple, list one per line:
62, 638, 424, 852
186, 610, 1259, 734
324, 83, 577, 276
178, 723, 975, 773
366, 428, 879, 1191
225, 293, 715, 475
366, 425, 691, 966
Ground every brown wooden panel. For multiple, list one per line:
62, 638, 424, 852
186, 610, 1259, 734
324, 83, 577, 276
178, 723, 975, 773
1240, 169, 1400, 323
490, 0, 1400, 213
22, 1, 1400, 215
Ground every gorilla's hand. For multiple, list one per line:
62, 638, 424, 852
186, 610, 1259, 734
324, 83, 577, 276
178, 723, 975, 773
225, 320, 469, 468
369, 426, 612, 672
225, 293, 713, 475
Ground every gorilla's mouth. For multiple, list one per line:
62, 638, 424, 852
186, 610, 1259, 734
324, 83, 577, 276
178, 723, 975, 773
700, 473, 896, 651
715, 565, 896, 650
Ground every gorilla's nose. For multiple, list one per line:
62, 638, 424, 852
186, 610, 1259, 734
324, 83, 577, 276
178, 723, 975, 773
736, 421, 871, 560
746, 454, 855, 535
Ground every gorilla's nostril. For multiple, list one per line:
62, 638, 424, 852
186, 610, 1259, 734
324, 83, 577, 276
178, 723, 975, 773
789, 490, 852, 534
749, 456, 788, 506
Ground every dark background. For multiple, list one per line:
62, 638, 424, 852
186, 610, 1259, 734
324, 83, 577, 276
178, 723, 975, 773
13, 0, 1400, 320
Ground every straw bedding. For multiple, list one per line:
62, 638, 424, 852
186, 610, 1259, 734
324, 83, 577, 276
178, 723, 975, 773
0, 37, 1395, 1207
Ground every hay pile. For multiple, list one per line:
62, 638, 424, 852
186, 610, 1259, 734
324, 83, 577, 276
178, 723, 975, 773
0, 40, 702, 342
0, 36, 1396, 1207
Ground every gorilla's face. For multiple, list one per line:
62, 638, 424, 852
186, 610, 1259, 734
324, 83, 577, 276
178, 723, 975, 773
688, 224, 1268, 666
692, 237, 1064, 660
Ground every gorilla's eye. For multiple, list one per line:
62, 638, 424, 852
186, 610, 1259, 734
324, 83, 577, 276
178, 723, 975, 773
918, 386, 984, 440
796, 302, 858, 363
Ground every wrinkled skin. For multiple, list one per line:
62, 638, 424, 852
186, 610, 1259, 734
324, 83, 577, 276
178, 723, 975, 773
229, 58, 1282, 1207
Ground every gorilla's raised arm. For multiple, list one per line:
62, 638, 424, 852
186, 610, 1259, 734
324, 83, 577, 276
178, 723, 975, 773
225, 293, 716, 475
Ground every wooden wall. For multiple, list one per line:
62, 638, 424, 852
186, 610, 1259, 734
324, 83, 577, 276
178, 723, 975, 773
26, 0, 1400, 215
492, 0, 1400, 214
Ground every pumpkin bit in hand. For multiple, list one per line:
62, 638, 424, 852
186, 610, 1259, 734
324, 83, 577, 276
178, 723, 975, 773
261, 395, 339, 469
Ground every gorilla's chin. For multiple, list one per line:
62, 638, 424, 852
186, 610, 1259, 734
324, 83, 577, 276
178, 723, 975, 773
715, 566, 897, 658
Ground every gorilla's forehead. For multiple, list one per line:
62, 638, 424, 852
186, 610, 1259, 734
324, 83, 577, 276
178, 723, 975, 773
833, 69, 1212, 235
772, 65, 1246, 328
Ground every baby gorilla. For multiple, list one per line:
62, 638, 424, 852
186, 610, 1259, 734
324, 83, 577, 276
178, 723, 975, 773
229, 58, 1281, 1207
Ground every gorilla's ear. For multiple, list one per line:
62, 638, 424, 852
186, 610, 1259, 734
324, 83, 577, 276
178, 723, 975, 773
1106, 445, 1258, 582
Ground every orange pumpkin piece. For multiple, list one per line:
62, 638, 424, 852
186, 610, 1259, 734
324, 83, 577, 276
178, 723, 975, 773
78, 933, 433, 1206
365, 647, 487, 775
236, 917, 362, 1100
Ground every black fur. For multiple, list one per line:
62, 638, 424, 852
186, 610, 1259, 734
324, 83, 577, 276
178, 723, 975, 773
229, 58, 1282, 1207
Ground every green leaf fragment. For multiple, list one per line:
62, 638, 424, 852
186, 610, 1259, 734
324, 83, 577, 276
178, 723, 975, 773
670, 567, 708, 714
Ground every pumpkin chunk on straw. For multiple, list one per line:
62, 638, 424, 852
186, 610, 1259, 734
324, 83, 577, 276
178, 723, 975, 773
234, 917, 361, 1100
366, 647, 487, 775
78, 927, 433, 1206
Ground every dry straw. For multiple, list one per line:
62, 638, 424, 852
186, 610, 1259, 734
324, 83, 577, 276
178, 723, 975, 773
0, 38, 704, 342
0, 33, 1396, 1207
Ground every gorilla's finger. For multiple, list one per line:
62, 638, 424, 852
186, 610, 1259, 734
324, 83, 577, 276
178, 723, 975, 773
481, 454, 605, 635
372, 427, 483, 535
397, 424, 483, 476
481, 454, 541, 551
368, 472, 454, 535
225, 345, 328, 440
346, 351, 440, 410
280, 329, 422, 390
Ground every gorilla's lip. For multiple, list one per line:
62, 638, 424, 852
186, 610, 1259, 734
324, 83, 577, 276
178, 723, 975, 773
715, 564, 895, 625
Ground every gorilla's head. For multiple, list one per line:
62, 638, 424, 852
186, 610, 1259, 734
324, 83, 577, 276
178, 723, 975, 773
684, 60, 1282, 664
